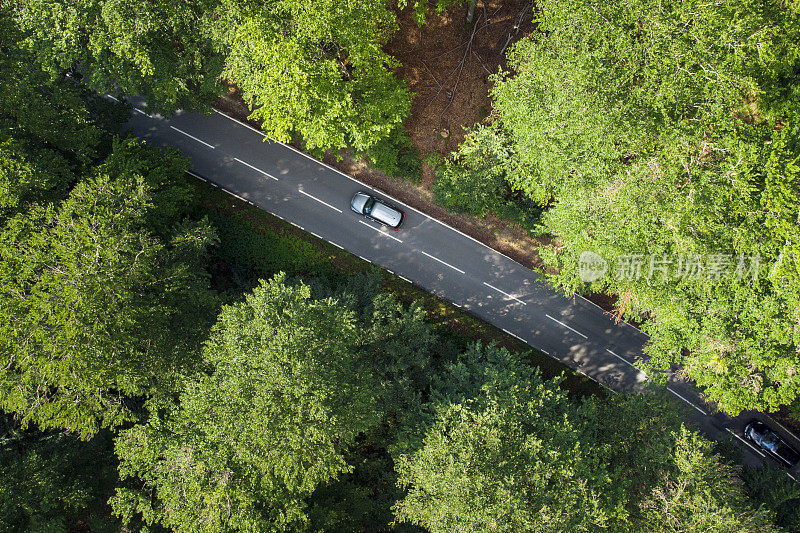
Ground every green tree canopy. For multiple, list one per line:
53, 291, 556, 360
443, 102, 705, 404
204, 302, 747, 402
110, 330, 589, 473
112, 274, 383, 532
0, 139, 217, 437
212, 0, 411, 153
7, 0, 223, 113
394, 343, 615, 532
0, 8, 107, 220
456, 0, 800, 414
587, 393, 780, 531
394, 343, 781, 531
5, 0, 412, 153
0, 414, 118, 531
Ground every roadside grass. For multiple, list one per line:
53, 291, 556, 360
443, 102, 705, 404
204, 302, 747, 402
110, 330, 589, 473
192, 178, 603, 399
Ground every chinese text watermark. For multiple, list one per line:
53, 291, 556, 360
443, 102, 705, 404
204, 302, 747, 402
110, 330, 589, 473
578, 252, 761, 283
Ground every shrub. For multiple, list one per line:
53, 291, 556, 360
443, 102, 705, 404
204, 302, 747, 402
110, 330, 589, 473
208, 210, 327, 278
361, 127, 421, 181
433, 126, 543, 231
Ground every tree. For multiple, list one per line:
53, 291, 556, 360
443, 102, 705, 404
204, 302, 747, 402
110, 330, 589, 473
741, 463, 800, 531
0, 8, 107, 220
211, 0, 411, 153
6, 0, 413, 153
112, 274, 383, 532
393, 343, 615, 532
464, 0, 800, 414
432, 126, 512, 216
586, 393, 779, 531
0, 139, 217, 437
7, 0, 223, 113
394, 344, 781, 531
0, 414, 118, 531
637, 427, 779, 532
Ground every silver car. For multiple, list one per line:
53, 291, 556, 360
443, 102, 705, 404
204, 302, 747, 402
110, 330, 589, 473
350, 191, 405, 230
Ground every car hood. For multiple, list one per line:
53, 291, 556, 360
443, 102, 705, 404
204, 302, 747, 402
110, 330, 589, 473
371, 202, 402, 227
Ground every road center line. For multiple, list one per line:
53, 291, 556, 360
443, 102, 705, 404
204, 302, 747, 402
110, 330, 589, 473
606, 349, 649, 377
134, 107, 150, 117
298, 189, 343, 213
726, 428, 766, 458
210, 108, 659, 339
667, 387, 709, 416
234, 158, 279, 180
483, 282, 527, 305
358, 220, 403, 243
545, 314, 588, 339
420, 251, 465, 274
169, 126, 215, 149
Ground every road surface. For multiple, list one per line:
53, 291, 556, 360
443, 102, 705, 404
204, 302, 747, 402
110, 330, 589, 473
116, 95, 799, 479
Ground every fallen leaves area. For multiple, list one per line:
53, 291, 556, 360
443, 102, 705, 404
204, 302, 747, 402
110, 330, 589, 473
388, 0, 534, 181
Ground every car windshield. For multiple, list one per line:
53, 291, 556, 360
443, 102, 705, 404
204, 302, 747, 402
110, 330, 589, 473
763, 432, 779, 449
364, 197, 375, 215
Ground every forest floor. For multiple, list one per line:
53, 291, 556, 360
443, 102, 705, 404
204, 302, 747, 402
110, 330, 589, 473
386, 0, 531, 183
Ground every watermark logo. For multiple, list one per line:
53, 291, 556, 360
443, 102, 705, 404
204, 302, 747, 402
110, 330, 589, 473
578, 251, 761, 283
578, 251, 609, 282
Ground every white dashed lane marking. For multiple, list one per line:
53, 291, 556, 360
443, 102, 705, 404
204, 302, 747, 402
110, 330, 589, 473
545, 314, 588, 339
502, 328, 526, 343
420, 251, 464, 274
606, 349, 649, 378
726, 428, 766, 458
169, 126, 215, 149
483, 282, 527, 305
234, 158, 279, 181
358, 220, 403, 243
667, 387, 709, 416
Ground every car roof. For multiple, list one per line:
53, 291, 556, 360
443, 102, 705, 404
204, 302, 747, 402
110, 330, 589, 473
370, 199, 402, 227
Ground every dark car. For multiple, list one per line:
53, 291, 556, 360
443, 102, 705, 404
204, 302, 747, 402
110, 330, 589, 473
744, 420, 800, 467
350, 191, 404, 230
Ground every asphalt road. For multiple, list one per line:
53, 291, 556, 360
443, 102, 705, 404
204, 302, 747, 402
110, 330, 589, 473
117, 95, 800, 480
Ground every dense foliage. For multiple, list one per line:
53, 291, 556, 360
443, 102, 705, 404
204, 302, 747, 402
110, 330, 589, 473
394, 344, 611, 531
112, 275, 382, 530
0, 415, 118, 531
7, 0, 223, 113
0, 13, 218, 437
2, 2, 800, 531
3, 0, 413, 155
212, 0, 412, 154
0, 159, 216, 436
394, 345, 779, 532
446, 0, 800, 414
